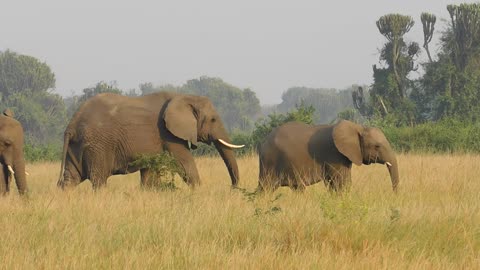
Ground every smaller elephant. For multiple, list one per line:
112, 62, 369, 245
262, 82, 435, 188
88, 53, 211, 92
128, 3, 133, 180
0, 109, 27, 195
258, 120, 399, 192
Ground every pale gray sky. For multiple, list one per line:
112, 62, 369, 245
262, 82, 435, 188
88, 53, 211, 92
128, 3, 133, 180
1, 0, 476, 104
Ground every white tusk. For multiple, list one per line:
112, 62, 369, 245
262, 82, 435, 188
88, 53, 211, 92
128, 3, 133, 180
218, 139, 245, 149
25, 171, 30, 176
386, 162, 392, 167
7, 165, 14, 175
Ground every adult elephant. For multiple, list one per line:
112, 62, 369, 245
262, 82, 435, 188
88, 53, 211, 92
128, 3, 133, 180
0, 109, 27, 195
258, 120, 399, 192
57, 92, 244, 190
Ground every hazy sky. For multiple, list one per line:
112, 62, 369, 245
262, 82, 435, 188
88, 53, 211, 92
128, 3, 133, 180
1, 0, 476, 104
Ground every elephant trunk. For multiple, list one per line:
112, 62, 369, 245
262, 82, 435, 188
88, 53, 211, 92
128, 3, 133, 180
385, 153, 399, 192
213, 140, 240, 186
12, 153, 27, 195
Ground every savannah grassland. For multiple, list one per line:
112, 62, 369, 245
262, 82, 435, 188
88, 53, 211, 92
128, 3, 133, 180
0, 154, 479, 269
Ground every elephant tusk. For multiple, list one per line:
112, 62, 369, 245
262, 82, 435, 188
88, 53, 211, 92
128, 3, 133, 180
218, 139, 245, 149
7, 165, 14, 175
25, 171, 30, 176
386, 162, 392, 167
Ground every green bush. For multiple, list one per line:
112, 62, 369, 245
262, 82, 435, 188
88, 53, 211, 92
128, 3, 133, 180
379, 118, 480, 153
24, 143, 62, 162
129, 153, 184, 191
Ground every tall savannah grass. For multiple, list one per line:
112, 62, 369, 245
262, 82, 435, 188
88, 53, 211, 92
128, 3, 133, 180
0, 154, 479, 269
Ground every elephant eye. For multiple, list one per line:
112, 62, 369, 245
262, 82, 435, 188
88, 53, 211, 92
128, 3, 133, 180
374, 144, 380, 149
211, 117, 216, 123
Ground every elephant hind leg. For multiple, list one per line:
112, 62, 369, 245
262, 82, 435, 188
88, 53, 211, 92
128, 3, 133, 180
258, 158, 280, 192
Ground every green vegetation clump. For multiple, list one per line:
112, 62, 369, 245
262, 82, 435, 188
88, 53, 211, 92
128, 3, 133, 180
129, 152, 184, 191
380, 118, 480, 153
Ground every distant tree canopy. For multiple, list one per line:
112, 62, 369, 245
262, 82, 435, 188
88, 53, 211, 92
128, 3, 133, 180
354, 3, 480, 127
0, 50, 66, 146
0, 50, 55, 98
415, 3, 480, 122
273, 86, 357, 124
368, 14, 420, 125
140, 76, 261, 131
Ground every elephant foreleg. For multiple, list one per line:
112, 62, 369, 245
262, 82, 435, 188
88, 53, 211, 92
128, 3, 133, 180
324, 164, 351, 192
166, 142, 200, 187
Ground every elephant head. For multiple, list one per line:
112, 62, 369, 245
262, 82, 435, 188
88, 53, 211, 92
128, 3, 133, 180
0, 109, 27, 195
163, 95, 243, 186
333, 120, 399, 191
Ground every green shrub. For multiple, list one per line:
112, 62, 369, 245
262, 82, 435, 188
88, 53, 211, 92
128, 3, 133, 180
24, 143, 62, 162
378, 118, 480, 153
129, 152, 184, 191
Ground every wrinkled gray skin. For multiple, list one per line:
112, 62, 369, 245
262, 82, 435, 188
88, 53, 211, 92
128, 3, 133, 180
57, 92, 240, 190
0, 109, 27, 195
258, 120, 399, 192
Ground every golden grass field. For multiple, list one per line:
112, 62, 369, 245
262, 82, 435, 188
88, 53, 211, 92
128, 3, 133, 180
1, 153, 479, 269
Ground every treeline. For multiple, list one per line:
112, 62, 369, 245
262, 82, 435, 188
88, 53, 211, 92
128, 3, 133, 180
353, 3, 480, 126
1, 49, 359, 162
3, 2, 480, 161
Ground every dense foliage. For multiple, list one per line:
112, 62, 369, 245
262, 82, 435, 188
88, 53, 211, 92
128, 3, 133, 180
363, 4, 480, 125
0, 50, 67, 160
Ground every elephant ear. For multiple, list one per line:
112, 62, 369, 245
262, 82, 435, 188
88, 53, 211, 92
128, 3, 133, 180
164, 96, 198, 145
3, 109, 14, 118
332, 120, 363, 165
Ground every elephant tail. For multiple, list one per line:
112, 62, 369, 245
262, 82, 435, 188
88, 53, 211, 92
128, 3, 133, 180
58, 132, 71, 184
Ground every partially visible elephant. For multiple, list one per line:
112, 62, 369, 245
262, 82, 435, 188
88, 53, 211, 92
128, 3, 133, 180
258, 120, 399, 192
57, 92, 244, 190
0, 109, 27, 195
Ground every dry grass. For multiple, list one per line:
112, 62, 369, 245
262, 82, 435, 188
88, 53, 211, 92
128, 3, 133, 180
1, 153, 479, 269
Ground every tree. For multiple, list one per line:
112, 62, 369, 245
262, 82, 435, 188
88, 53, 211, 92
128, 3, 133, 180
1, 90, 67, 145
369, 14, 419, 125
0, 50, 66, 148
417, 4, 480, 121
447, 3, 480, 71
421, 13, 436, 63
0, 50, 55, 98
375, 14, 416, 99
